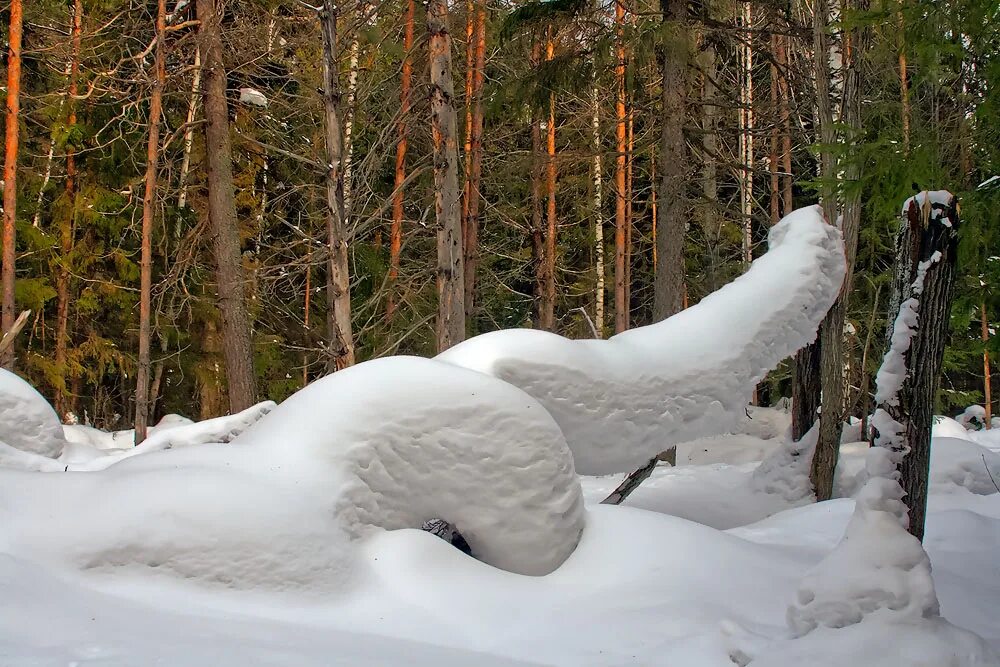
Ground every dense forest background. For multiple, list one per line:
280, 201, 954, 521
0, 0, 997, 431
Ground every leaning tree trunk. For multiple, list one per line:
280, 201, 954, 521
870, 193, 960, 542
319, 0, 356, 371
0, 0, 23, 370
653, 0, 687, 322
135, 0, 167, 444
197, 0, 258, 411
428, 0, 465, 352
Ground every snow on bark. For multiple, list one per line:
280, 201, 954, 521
786, 193, 958, 638
437, 205, 846, 475
750, 423, 818, 503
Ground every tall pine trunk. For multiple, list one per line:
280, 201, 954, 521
653, 0, 687, 321
2, 0, 23, 369
388, 0, 415, 322
428, 0, 465, 351
197, 0, 257, 411
135, 0, 167, 444
463, 3, 486, 321
54, 0, 83, 414
320, 0, 356, 371
541, 29, 557, 331
613, 0, 628, 333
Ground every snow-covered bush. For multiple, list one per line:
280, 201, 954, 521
437, 206, 845, 475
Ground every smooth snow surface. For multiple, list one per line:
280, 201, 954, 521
438, 206, 845, 474
0, 369, 66, 458
234, 356, 584, 575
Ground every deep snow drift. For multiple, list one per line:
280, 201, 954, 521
437, 206, 846, 474
2, 405, 998, 666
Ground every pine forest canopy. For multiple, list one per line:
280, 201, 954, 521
0, 0, 997, 432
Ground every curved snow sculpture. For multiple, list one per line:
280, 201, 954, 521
234, 356, 585, 576
437, 206, 846, 475
0, 369, 66, 458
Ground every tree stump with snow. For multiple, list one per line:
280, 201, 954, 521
870, 191, 960, 541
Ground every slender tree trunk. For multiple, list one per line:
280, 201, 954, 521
541, 29, 557, 331
653, 0, 687, 321
625, 103, 634, 308
984, 301, 993, 428
176, 49, 201, 236
872, 194, 960, 541
769, 33, 780, 226
898, 7, 910, 153
33, 59, 74, 230
530, 41, 544, 329
738, 0, 754, 268
463, 3, 486, 320
388, 0, 415, 322
428, 0, 465, 351
592, 79, 604, 338
793, 0, 838, 445
303, 248, 311, 385
197, 0, 258, 410
54, 0, 83, 412
343, 6, 365, 220
614, 0, 628, 333
776, 33, 793, 215
700, 43, 719, 282
135, 0, 167, 445
1, 0, 23, 370
319, 0, 356, 371
810, 0, 868, 501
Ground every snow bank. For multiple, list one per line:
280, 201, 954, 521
750, 616, 999, 667
929, 437, 1000, 495
235, 356, 585, 576
933, 414, 974, 441
787, 447, 939, 636
0, 369, 65, 458
0, 451, 361, 593
438, 206, 845, 474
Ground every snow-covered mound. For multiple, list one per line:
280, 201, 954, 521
437, 206, 845, 474
933, 414, 974, 440
0, 368, 65, 458
930, 437, 1000, 495
234, 356, 584, 576
0, 447, 361, 593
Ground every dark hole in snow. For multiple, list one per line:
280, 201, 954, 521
421, 518, 472, 556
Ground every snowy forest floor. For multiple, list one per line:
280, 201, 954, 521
2, 407, 999, 666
